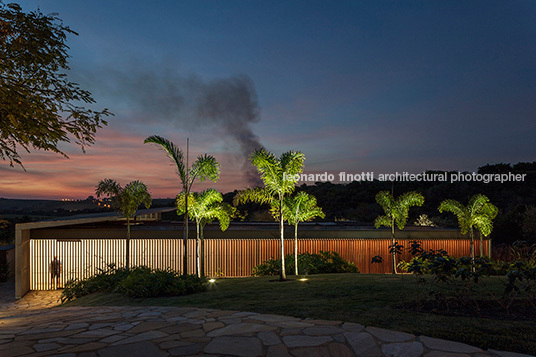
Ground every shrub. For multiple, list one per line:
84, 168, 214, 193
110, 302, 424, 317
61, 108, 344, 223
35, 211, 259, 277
61, 265, 206, 302
400, 241, 536, 314
118, 267, 206, 298
252, 251, 359, 276
61, 264, 130, 302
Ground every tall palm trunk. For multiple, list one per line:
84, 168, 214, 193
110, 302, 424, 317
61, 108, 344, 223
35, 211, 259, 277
469, 227, 475, 260
196, 220, 201, 277
183, 138, 189, 275
200, 224, 205, 277
183, 196, 188, 275
470, 227, 475, 272
126, 218, 131, 269
280, 197, 286, 280
294, 223, 299, 276
479, 231, 483, 257
391, 217, 397, 274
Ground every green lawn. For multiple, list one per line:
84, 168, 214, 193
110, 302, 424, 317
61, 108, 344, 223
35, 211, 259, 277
63, 273, 536, 354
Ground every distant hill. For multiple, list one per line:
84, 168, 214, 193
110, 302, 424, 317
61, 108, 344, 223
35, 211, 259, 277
0, 198, 175, 214
0, 198, 96, 212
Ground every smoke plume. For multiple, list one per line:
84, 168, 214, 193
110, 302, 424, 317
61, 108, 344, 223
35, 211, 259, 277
91, 65, 263, 186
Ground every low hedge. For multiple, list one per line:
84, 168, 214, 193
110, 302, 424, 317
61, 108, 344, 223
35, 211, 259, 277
252, 251, 359, 276
61, 265, 206, 302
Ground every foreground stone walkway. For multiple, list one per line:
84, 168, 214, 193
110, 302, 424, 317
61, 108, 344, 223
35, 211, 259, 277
0, 284, 533, 356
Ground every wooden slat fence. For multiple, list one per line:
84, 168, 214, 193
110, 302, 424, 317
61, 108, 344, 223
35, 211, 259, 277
29, 237, 488, 290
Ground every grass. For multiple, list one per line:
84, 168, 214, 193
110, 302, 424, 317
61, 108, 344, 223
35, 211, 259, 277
62, 273, 536, 354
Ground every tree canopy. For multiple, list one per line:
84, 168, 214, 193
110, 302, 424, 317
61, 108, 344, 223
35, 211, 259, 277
177, 189, 235, 276
439, 194, 498, 260
234, 148, 305, 280
281, 191, 324, 275
144, 135, 220, 275
374, 190, 425, 274
0, 2, 110, 167
95, 178, 152, 268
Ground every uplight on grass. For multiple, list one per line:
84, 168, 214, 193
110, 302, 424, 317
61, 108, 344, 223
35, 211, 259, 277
208, 279, 216, 283
299, 278, 308, 282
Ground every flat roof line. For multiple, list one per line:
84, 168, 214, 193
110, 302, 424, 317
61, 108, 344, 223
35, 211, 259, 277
15, 207, 176, 230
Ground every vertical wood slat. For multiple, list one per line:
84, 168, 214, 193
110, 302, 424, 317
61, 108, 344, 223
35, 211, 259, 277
29, 236, 488, 290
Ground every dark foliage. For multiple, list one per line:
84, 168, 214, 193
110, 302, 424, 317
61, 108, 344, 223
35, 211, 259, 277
252, 251, 359, 276
1, 2, 111, 167
61, 265, 206, 302
119, 267, 206, 298
400, 241, 536, 316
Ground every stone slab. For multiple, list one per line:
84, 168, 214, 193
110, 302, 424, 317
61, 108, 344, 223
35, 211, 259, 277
419, 335, 483, 353
381, 341, 424, 357
282, 335, 332, 347
204, 336, 263, 357
98, 341, 167, 357
344, 331, 382, 356
366, 326, 415, 342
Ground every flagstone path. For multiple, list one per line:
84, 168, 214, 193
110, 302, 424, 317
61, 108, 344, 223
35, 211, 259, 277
0, 279, 533, 357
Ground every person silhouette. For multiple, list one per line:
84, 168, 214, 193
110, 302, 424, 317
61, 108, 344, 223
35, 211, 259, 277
50, 255, 62, 289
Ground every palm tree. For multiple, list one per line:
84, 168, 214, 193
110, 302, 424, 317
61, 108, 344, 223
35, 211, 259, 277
144, 135, 219, 275
177, 189, 235, 277
438, 194, 498, 262
374, 191, 424, 274
234, 148, 305, 280
281, 192, 324, 275
95, 179, 152, 269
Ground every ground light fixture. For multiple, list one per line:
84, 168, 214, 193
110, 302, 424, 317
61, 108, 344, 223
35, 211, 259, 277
208, 279, 216, 283
299, 278, 308, 282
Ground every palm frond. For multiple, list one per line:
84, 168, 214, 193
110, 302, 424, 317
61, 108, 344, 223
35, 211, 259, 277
202, 202, 235, 231
233, 187, 273, 206
439, 199, 470, 233
144, 135, 186, 185
374, 215, 391, 229
96, 179, 152, 219
438, 199, 466, 216
439, 195, 498, 236
398, 191, 425, 208
473, 214, 495, 236
176, 192, 197, 218
189, 154, 220, 188
250, 149, 282, 190
375, 191, 394, 214
394, 192, 424, 229
280, 151, 306, 176
282, 192, 324, 225
198, 188, 223, 207
124, 180, 152, 209
95, 178, 122, 198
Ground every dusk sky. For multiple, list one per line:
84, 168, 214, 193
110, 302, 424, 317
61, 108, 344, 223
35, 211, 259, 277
2, 1, 535, 200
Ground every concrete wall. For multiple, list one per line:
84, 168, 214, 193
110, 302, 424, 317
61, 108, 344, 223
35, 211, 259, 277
15, 228, 30, 299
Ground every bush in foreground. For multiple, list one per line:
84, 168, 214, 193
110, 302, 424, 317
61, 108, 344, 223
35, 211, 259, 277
253, 251, 359, 276
399, 241, 536, 316
61, 265, 206, 302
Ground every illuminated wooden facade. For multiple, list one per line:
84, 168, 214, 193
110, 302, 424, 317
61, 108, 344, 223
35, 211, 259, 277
16, 209, 490, 298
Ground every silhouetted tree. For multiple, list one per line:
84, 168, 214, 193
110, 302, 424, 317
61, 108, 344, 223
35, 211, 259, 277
1, 2, 110, 167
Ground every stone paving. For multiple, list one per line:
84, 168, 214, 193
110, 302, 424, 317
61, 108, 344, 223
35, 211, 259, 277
0, 279, 534, 357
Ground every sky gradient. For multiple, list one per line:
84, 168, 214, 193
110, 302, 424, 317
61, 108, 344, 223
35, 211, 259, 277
2, 1, 535, 199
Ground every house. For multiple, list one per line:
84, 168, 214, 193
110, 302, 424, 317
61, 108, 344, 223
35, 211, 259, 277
15, 208, 486, 298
